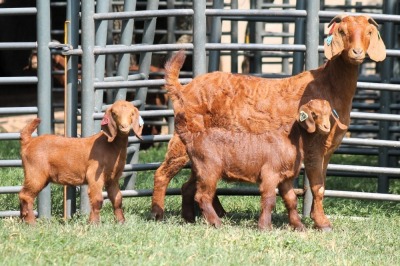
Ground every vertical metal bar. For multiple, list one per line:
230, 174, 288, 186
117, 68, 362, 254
94, 0, 112, 131
167, 0, 176, 134
63, 0, 80, 219
114, 0, 137, 101
253, 0, 263, 73
123, 0, 159, 190
378, 0, 396, 193
80, 0, 96, 215
282, 0, 289, 74
208, 0, 223, 72
36, 0, 52, 219
292, 0, 305, 75
302, 0, 319, 218
193, 0, 207, 76
230, 0, 238, 73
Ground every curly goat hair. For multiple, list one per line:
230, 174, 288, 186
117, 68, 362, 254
174, 99, 347, 230
151, 14, 386, 231
19, 100, 143, 224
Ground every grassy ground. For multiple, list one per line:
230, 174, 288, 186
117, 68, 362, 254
0, 140, 399, 265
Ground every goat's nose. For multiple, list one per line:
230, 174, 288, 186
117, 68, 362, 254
352, 48, 363, 56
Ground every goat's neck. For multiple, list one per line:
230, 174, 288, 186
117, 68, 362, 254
323, 57, 359, 115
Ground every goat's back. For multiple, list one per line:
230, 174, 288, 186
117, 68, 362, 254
180, 71, 312, 134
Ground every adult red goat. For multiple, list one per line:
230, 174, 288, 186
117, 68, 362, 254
151, 15, 386, 231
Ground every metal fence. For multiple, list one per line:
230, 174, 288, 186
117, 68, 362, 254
0, 0, 399, 220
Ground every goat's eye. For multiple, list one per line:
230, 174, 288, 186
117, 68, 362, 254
339, 30, 345, 36
311, 112, 317, 119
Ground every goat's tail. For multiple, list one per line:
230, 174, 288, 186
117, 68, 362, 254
20, 118, 41, 146
174, 112, 191, 146
164, 50, 186, 104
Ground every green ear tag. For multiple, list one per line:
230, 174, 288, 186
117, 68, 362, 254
377, 31, 381, 40
299, 111, 309, 122
326, 35, 333, 46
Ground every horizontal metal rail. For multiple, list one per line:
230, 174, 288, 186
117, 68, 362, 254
0, 8, 37, 16
0, 107, 38, 115
93, 9, 194, 20
0, 42, 37, 50
0, 77, 38, 85
93, 78, 192, 89
350, 112, 400, 121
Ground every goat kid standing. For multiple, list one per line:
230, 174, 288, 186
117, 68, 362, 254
19, 100, 143, 224
151, 15, 386, 231
174, 99, 347, 230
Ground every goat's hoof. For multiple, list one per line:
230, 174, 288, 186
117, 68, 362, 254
291, 223, 306, 232
182, 214, 196, 223
150, 206, 164, 221
314, 224, 333, 232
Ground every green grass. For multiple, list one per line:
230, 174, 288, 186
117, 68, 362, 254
0, 140, 399, 265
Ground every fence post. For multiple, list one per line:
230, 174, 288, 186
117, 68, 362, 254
193, 0, 207, 76
63, 0, 80, 219
302, 0, 319, 218
36, 0, 52, 219
80, 0, 96, 215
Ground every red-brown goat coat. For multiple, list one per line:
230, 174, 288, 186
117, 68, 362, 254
175, 99, 347, 230
151, 15, 386, 230
19, 100, 143, 224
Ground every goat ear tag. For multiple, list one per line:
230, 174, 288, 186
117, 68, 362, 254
139, 116, 144, 127
101, 115, 109, 126
326, 35, 333, 46
299, 111, 309, 122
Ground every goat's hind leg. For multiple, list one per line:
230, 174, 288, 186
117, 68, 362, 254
194, 173, 222, 228
258, 171, 280, 230
151, 134, 189, 220
106, 181, 125, 224
181, 172, 226, 223
19, 172, 48, 224
278, 179, 305, 231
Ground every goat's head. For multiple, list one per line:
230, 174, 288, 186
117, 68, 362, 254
101, 100, 144, 142
324, 14, 386, 64
298, 99, 348, 134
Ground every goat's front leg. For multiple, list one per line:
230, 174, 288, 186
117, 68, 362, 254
278, 179, 305, 231
304, 160, 332, 231
87, 180, 104, 224
258, 172, 279, 230
151, 134, 189, 220
106, 181, 125, 224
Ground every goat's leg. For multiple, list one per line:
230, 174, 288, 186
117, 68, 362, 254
106, 181, 125, 224
304, 162, 332, 231
278, 179, 305, 231
87, 182, 104, 224
258, 174, 279, 230
151, 134, 189, 220
181, 172, 226, 223
194, 175, 221, 228
19, 174, 48, 224
181, 172, 197, 223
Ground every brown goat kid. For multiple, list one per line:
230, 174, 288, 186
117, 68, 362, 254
19, 100, 143, 224
151, 15, 386, 231
175, 99, 347, 230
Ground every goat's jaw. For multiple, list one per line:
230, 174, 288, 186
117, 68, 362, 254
318, 125, 331, 134
118, 126, 131, 134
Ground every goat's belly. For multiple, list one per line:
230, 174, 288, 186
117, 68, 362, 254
50, 172, 86, 186
223, 170, 259, 183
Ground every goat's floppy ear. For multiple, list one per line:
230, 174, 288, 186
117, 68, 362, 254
101, 108, 117, 142
324, 21, 345, 60
331, 111, 349, 131
132, 110, 144, 140
366, 18, 386, 62
298, 105, 316, 133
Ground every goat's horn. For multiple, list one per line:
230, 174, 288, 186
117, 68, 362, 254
367, 16, 379, 28
328, 14, 347, 27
